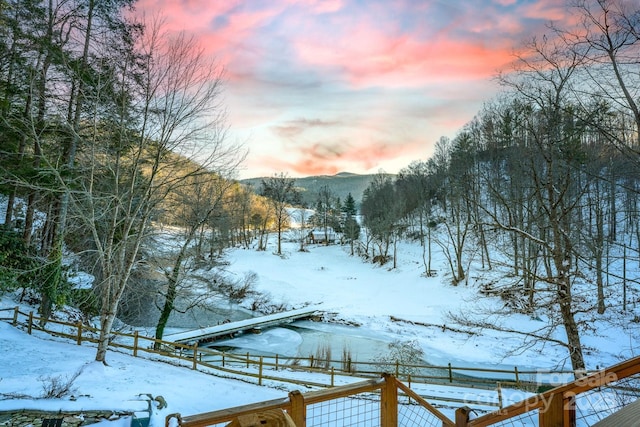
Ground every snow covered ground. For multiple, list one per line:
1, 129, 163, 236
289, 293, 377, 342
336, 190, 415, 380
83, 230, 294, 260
0, 231, 638, 425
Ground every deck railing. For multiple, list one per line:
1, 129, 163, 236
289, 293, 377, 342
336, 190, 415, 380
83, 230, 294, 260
165, 374, 455, 427
165, 356, 640, 427
458, 355, 640, 426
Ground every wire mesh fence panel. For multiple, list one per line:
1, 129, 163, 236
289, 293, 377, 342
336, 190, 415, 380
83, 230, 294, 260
305, 394, 381, 427
478, 411, 539, 427
396, 400, 451, 427
574, 372, 640, 426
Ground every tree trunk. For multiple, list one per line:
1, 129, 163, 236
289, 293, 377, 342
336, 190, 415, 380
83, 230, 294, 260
155, 275, 178, 348
558, 278, 586, 374
155, 232, 193, 346
96, 304, 117, 363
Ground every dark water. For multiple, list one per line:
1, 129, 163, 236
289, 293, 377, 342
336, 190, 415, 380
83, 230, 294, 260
120, 298, 255, 329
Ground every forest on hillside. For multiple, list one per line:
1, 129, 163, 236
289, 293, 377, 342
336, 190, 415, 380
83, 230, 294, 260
358, 1, 640, 375
1, 0, 640, 371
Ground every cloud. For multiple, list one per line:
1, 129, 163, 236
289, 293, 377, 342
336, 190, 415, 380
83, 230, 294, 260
287, 0, 346, 14
132, 0, 577, 179
256, 130, 425, 177
272, 118, 342, 138
289, 12, 518, 88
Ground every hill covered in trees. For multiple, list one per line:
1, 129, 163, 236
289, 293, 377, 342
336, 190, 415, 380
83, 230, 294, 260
241, 172, 392, 207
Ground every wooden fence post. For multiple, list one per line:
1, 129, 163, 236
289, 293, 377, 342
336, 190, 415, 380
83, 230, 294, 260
515, 366, 520, 388
539, 391, 575, 427
381, 374, 398, 427
288, 390, 305, 427
133, 331, 139, 357
76, 322, 83, 345
192, 343, 199, 370
455, 406, 470, 427
275, 354, 279, 371
448, 363, 453, 383
259, 357, 263, 386
28, 311, 33, 335
329, 367, 334, 387
246, 352, 250, 369
12, 307, 19, 326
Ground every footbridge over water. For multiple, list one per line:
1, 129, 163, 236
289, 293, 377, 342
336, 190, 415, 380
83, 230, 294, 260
163, 305, 323, 344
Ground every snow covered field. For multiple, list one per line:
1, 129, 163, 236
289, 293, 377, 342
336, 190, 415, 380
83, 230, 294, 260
0, 233, 638, 425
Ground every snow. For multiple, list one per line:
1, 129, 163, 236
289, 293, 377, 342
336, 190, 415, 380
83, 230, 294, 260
0, 232, 638, 426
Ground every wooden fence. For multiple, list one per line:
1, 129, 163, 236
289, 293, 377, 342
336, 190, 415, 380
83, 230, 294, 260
1, 307, 576, 406
3, 306, 639, 426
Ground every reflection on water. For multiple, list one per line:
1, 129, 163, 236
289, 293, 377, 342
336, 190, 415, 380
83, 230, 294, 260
121, 300, 255, 328
290, 321, 391, 362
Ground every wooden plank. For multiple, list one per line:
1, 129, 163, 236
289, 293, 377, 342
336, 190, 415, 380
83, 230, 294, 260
592, 398, 640, 427
539, 392, 564, 427
179, 398, 291, 427
226, 409, 296, 427
395, 380, 455, 426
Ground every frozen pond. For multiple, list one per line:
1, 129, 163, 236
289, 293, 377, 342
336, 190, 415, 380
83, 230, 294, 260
207, 320, 393, 361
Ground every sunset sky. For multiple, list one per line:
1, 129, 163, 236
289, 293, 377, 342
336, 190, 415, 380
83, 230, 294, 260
134, 0, 570, 179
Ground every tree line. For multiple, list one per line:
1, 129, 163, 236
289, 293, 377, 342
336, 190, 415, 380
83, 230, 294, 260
359, 0, 640, 374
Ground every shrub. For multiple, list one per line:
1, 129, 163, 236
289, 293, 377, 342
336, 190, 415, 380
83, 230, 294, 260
39, 368, 81, 398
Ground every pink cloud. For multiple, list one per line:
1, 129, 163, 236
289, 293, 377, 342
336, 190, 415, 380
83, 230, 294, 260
293, 24, 515, 88
287, 0, 345, 14
132, 1, 284, 81
132, 0, 237, 33
519, 0, 569, 21
131, 0, 581, 180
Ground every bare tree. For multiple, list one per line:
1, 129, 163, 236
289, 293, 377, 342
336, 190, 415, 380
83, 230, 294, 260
72, 16, 241, 363
153, 172, 237, 345
568, 0, 640, 146
260, 173, 298, 255
485, 35, 589, 373
361, 173, 402, 265
396, 161, 437, 276
315, 185, 334, 246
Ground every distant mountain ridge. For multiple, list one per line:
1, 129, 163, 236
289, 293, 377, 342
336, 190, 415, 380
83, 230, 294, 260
240, 172, 393, 206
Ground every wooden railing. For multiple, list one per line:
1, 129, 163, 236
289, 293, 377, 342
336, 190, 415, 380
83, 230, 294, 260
165, 357, 640, 427
456, 355, 640, 426
0, 306, 574, 399
165, 374, 455, 427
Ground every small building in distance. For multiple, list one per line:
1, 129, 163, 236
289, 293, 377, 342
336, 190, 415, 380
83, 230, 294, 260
307, 227, 338, 244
